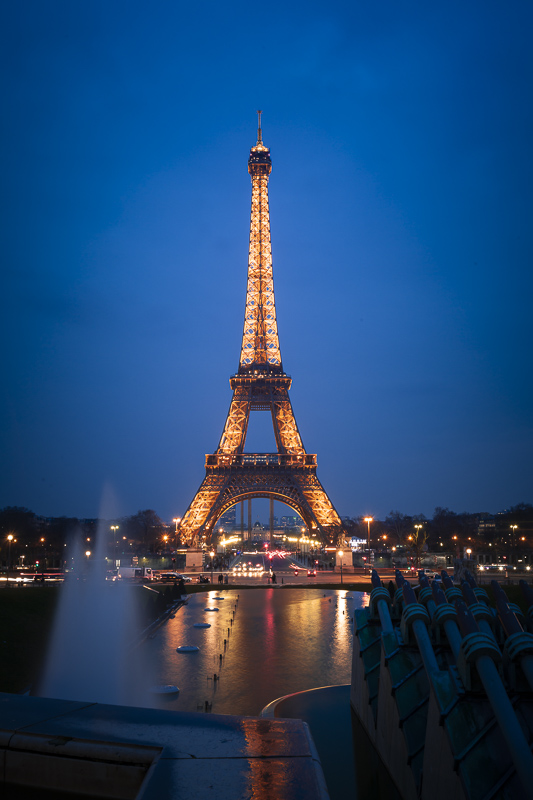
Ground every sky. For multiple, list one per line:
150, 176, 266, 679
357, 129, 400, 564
1, 0, 532, 524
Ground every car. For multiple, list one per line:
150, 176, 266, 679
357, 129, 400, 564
159, 572, 192, 583
307, 569, 317, 577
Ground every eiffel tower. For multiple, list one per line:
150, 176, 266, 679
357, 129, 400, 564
178, 114, 344, 548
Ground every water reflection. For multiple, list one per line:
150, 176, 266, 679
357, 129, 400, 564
144, 588, 366, 716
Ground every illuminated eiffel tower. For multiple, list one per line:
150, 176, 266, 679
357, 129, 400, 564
178, 114, 344, 548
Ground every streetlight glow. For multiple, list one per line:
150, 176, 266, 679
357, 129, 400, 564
110, 525, 119, 568
364, 517, 373, 552
7, 534, 14, 571
338, 549, 344, 584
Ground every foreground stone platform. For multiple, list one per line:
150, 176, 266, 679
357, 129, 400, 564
0, 692, 328, 799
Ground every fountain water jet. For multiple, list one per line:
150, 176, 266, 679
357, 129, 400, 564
39, 522, 151, 706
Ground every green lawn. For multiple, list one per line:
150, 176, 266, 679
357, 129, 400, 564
0, 587, 60, 694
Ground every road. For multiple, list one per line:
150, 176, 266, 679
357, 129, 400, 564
220, 550, 375, 586
191, 552, 464, 587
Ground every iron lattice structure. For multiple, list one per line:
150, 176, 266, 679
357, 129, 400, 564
178, 114, 344, 547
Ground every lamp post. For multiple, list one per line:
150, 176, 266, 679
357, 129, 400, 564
364, 517, 373, 552
338, 550, 344, 584
414, 524, 423, 568
7, 534, 13, 571
210, 550, 215, 583
173, 518, 181, 548
219, 528, 224, 565
110, 525, 119, 568
510, 525, 518, 565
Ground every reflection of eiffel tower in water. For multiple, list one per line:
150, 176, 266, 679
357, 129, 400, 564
178, 114, 344, 548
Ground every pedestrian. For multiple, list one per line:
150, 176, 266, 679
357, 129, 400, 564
272, 572, 276, 584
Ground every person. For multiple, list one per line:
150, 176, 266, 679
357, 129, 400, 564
272, 572, 276, 584
224, 573, 228, 584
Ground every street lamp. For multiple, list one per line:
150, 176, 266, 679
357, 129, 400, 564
7, 534, 13, 571
39, 537, 46, 570
338, 550, 344, 584
210, 550, 215, 583
510, 525, 518, 565
364, 517, 373, 552
414, 524, 423, 567
173, 517, 181, 548
110, 525, 119, 568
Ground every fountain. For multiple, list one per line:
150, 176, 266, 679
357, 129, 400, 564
39, 522, 149, 706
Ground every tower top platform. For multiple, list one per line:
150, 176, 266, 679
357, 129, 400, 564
248, 109, 271, 174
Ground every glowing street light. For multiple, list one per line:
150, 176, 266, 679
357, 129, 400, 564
364, 517, 373, 552
110, 525, 119, 568
7, 534, 13, 571
173, 517, 181, 547
210, 550, 215, 582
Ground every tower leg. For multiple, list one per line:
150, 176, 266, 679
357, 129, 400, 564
241, 501, 244, 541
248, 499, 252, 540
270, 498, 274, 545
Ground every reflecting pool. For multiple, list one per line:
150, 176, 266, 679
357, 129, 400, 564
144, 587, 367, 716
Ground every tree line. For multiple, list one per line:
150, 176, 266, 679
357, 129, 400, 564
343, 503, 533, 553
0, 507, 168, 566
1, 503, 532, 566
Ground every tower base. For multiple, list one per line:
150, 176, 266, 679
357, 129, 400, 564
185, 549, 204, 570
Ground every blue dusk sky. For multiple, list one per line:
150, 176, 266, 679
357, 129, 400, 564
1, 0, 532, 524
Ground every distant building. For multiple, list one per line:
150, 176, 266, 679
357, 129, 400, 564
477, 517, 496, 537
280, 515, 303, 528
219, 508, 236, 526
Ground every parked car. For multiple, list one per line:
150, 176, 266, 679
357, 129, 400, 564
307, 569, 317, 577
117, 566, 154, 582
159, 572, 192, 583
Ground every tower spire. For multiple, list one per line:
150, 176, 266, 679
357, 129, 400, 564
240, 116, 281, 371
257, 109, 263, 144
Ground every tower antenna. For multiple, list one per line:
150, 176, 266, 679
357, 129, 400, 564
257, 110, 263, 144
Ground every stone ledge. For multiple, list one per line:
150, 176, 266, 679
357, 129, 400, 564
0, 692, 329, 800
